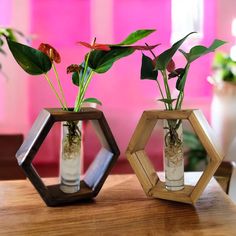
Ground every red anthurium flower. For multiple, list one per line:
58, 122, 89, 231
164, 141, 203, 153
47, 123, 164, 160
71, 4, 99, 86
166, 59, 175, 72
66, 64, 82, 74
38, 43, 61, 63
78, 41, 111, 51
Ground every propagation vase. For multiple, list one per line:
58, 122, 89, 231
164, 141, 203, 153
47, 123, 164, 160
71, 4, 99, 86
126, 109, 223, 204
164, 119, 184, 191
15, 107, 120, 206
60, 120, 82, 193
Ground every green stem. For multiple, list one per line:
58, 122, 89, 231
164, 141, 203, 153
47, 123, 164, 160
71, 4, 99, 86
81, 71, 94, 97
156, 80, 167, 110
52, 62, 68, 110
175, 64, 190, 110
175, 91, 184, 110
44, 73, 65, 109
74, 70, 94, 112
79, 56, 90, 96
144, 43, 168, 109
161, 70, 173, 110
73, 61, 91, 111
73, 57, 90, 111
74, 39, 96, 112
79, 37, 96, 96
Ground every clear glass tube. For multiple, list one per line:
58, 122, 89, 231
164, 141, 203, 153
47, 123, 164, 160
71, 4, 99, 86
164, 119, 184, 191
60, 121, 82, 193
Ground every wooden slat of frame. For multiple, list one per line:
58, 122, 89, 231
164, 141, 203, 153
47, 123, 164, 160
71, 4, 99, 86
150, 181, 194, 204
127, 112, 157, 153
127, 150, 158, 195
189, 110, 223, 162
191, 160, 221, 203
144, 110, 192, 120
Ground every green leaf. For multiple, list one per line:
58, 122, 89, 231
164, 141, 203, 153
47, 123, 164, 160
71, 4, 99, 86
158, 98, 176, 104
176, 76, 183, 90
141, 53, 158, 80
118, 29, 155, 45
72, 63, 92, 87
72, 71, 80, 86
168, 68, 185, 79
7, 39, 52, 75
83, 97, 102, 105
178, 49, 188, 60
180, 39, 226, 63
87, 29, 156, 74
176, 64, 189, 91
155, 32, 195, 71
88, 47, 135, 73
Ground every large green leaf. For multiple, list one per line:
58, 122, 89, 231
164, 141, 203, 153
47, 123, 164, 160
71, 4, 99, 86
118, 29, 155, 45
155, 32, 195, 71
177, 40, 226, 91
7, 39, 52, 75
88, 47, 135, 73
141, 53, 158, 80
179, 39, 226, 63
86, 29, 156, 74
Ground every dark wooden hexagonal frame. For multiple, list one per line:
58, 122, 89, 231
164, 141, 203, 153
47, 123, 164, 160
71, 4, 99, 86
16, 108, 120, 206
126, 110, 223, 204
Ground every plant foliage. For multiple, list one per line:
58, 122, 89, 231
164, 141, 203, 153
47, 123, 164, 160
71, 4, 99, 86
141, 32, 226, 110
6, 29, 157, 111
7, 40, 52, 75
0, 27, 26, 76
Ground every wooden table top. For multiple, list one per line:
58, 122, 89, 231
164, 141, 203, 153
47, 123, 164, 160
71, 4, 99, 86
0, 173, 236, 235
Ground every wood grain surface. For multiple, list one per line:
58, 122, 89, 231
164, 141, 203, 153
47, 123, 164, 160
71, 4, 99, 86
0, 173, 236, 235
126, 110, 223, 204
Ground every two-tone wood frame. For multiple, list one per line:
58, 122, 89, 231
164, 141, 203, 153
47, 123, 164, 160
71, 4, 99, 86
16, 108, 120, 206
126, 110, 223, 204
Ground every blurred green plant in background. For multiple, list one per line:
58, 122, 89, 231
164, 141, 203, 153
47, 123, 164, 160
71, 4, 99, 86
184, 131, 208, 171
211, 52, 236, 83
0, 27, 26, 77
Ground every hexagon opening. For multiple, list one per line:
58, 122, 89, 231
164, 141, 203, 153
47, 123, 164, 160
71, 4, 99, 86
126, 110, 223, 204
16, 108, 120, 206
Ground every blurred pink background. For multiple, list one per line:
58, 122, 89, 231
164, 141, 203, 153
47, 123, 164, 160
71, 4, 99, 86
0, 0, 235, 176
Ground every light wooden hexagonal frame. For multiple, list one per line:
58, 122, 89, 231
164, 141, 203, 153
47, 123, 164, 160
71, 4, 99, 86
126, 110, 223, 204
